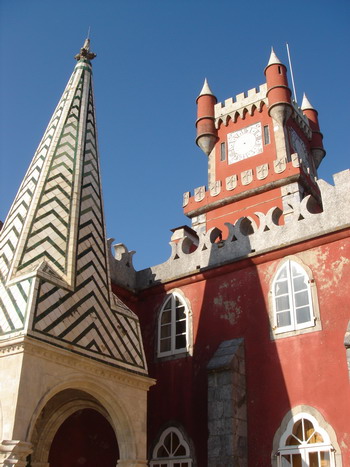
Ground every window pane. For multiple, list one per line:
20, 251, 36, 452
160, 338, 171, 352
276, 295, 290, 311
320, 451, 331, 466
277, 266, 288, 280
281, 455, 292, 466
161, 324, 171, 338
296, 306, 311, 324
309, 431, 324, 444
161, 310, 171, 325
176, 335, 186, 349
309, 451, 319, 467
291, 263, 302, 276
176, 306, 185, 321
293, 275, 308, 292
291, 453, 302, 467
175, 445, 186, 456
286, 435, 300, 446
164, 297, 172, 310
176, 320, 186, 334
277, 311, 291, 327
294, 291, 309, 307
276, 280, 289, 295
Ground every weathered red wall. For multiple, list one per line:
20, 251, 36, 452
116, 232, 350, 466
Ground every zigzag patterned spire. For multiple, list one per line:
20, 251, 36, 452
0, 42, 148, 374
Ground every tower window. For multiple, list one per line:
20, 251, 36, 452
220, 142, 226, 161
264, 125, 270, 145
278, 65, 282, 74
158, 292, 190, 357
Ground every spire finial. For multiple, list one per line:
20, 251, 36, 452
301, 93, 315, 111
198, 78, 215, 98
267, 47, 282, 67
74, 37, 96, 61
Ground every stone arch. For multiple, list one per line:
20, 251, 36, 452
27, 377, 138, 465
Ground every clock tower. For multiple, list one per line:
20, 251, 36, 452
183, 48, 325, 234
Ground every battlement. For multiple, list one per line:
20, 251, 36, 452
109, 170, 350, 292
215, 84, 268, 126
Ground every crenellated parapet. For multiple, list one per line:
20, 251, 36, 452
215, 84, 268, 127
110, 170, 350, 291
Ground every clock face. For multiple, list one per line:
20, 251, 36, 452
289, 128, 309, 166
227, 123, 263, 164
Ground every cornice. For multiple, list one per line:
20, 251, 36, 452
0, 336, 155, 391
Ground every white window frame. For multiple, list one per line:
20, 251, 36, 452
272, 259, 315, 335
157, 292, 190, 358
276, 413, 336, 467
150, 426, 193, 467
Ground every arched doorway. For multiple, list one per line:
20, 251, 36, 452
48, 408, 119, 467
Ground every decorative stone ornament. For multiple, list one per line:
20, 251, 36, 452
194, 186, 206, 202
226, 174, 238, 191
241, 169, 253, 186
74, 38, 96, 61
274, 157, 287, 173
257, 163, 269, 180
210, 181, 221, 197
291, 152, 301, 167
183, 192, 190, 207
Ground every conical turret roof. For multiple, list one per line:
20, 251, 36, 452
301, 93, 315, 111
266, 47, 283, 67
0, 41, 147, 374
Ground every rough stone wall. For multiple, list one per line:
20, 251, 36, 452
207, 339, 247, 467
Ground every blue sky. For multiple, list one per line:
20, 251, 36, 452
1, 0, 349, 270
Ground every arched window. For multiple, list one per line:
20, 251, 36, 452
150, 427, 193, 467
272, 260, 314, 333
158, 292, 189, 357
277, 413, 336, 466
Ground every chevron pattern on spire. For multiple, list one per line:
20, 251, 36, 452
0, 48, 148, 374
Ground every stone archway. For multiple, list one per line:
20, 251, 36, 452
28, 389, 123, 467
48, 408, 119, 467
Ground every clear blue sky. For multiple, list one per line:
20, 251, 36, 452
1, 0, 349, 270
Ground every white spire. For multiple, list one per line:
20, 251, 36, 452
0, 45, 147, 374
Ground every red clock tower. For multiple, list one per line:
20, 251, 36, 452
184, 49, 325, 234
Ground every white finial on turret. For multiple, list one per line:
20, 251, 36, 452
267, 47, 282, 67
301, 93, 315, 111
198, 78, 215, 97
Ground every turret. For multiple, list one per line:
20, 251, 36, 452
265, 48, 292, 123
301, 93, 325, 168
265, 48, 292, 160
196, 79, 218, 156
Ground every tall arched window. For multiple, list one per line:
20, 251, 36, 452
150, 427, 193, 467
158, 292, 190, 358
277, 413, 336, 466
272, 260, 314, 333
